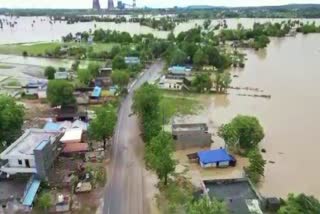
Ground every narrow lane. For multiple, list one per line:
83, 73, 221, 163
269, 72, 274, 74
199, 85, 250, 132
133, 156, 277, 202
104, 60, 164, 214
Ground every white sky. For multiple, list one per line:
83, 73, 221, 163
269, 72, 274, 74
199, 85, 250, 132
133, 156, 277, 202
0, 0, 319, 9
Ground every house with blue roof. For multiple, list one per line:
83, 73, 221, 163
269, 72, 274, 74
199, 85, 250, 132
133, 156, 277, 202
168, 66, 192, 79
197, 148, 236, 168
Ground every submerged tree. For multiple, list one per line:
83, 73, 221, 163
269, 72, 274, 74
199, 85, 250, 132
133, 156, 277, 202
246, 149, 266, 184
145, 131, 175, 185
89, 105, 117, 150
192, 73, 212, 93
279, 193, 320, 214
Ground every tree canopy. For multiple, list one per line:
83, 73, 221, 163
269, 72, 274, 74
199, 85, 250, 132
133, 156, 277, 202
0, 95, 24, 148
89, 105, 117, 150
44, 66, 56, 80
36, 191, 52, 211
246, 149, 266, 183
279, 194, 320, 214
187, 197, 229, 214
47, 80, 75, 107
145, 131, 176, 185
111, 70, 130, 88
112, 55, 127, 70
192, 73, 212, 93
133, 83, 161, 142
78, 69, 92, 85
218, 115, 264, 152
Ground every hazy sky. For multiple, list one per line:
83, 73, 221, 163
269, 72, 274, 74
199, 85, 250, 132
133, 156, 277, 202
0, 0, 319, 9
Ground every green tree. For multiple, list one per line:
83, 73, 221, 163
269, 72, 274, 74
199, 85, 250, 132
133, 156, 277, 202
112, 55, 127, 70
278, 194, 320, 214
78, 69, 92, 85
0, 95, 24, 149
145, 131, 175, 185
110, 45, 121, 58
246, 149, 266, 183
44, 66, 56, 80
89, 105, 117, 150
218, 115, 264, 152
87, 62, 101, 78
193, 49, 209, 67
111, 70, 130, 88
188, 197, 229, 214
203, 19, 212, 30
47, 80, 75, 107
37, 191, 52, 212
133, 83, 161, 142
213, 72, 232, 93
169, 48, 188, 66
192, 73, 212, 93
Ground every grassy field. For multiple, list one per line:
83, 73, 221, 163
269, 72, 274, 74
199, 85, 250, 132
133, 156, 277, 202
0, 42, 117, 56
160, 91, 203, 122
0, 64, 15, 69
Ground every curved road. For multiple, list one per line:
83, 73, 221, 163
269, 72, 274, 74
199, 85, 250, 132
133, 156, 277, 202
103, 60, 164, 214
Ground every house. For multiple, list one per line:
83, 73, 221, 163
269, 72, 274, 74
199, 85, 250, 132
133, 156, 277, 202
54, 71, 69, 80
158, 76, 185, 90
201, 178, 265, 214
99, 67, 112, 77
60, 128, 88, 154
91, 86, 102, 99
0, 129, 62, 179
125, 57, 140, 65
55, 106, 87, 122
22, 80, 47, 96
168, 66, 192, 79
172, 123, 212, 150
197, 148, 236, 168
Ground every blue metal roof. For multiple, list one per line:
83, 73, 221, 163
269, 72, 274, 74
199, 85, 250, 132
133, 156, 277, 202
43, 122, 60, 132
22, 178, 41, 206
91, 86, 102, 98
35, 140, 49, 151
198, 148, 234, 164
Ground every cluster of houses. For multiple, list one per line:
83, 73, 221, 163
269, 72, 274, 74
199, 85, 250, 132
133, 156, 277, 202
158, 66, 192, 91
169, 122, 278, 213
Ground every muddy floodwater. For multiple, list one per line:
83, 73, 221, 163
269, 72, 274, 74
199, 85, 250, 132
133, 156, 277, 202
180, 33, 320, 199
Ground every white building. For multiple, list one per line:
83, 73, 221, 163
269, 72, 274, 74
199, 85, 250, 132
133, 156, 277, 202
158, 76, 184, 90
0, 129, 61, 177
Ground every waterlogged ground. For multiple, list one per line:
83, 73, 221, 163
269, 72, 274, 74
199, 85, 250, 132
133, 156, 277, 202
172, 34, 320, 199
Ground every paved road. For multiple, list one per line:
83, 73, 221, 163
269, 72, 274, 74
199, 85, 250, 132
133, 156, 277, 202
103, 61, 164, 214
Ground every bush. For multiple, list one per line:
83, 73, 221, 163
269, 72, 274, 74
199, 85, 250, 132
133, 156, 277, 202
44, 66, 56, 80
22, 51, 28, 57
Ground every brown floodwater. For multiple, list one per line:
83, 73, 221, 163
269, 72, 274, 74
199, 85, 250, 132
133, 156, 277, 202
200, 33, 320, 198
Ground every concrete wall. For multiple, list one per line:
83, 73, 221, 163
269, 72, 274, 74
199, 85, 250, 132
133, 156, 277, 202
172, 130, 212, 150
8, 159, 35, 168
34, 138, 61, 179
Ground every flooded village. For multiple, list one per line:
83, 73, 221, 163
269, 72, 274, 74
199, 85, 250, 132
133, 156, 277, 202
1, 3, 320, 214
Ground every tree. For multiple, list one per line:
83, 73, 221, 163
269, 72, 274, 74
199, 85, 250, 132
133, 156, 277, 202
145, 131, 175, 185
78, 69, 92, 85
203, 19, 212, 30
0, 95, 24, 148
193, 49, 209, 67
246, 149, 266, 183
89, 105, 117, 150
112, 55, 127, 70
133, 83, 161, 142
187, 197, 229, 214
218, 115, 264, 152
213, 72, 232, 93
37, 191, 52, 212
87, 62, 101, 78
110, 45, 121, 58
169, 48, 188, 66
278, 194, 320, 214
44, 66, 56, 80
192, 73, 212, 93
111, 70, 130, 88
47, 80, 75, 107
167, 32, 175, 41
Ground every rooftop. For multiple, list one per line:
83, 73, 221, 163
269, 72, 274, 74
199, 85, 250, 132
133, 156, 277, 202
204, 178, 262, 214
172, 123, 208, 132
0, 129, 59, 159
198, 149, 234, 164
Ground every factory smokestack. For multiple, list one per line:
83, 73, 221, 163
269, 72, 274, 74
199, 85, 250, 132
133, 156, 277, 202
92, 0, 101, 10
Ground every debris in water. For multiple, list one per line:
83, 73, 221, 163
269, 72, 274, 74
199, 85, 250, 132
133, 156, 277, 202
261, 148, 266, 153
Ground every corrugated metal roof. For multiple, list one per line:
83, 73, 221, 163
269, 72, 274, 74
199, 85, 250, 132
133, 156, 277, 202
198, 148, 234, 164
22, 178, 41, 206
91, 86, 102, 98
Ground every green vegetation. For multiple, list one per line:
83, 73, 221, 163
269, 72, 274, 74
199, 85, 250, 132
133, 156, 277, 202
44, 66, 56, 80
0, 64, 14, 69
47, 80, 75, 107
36, 191, 52, 211
245, 149, 266, 184
133, 83, 161, 143
112, 55, 127, 70
192, 73, 212, 93
187, 197, 229, 214
213, 72, 232, 93
279, 193, 320, 214
145, 131, 176, 185
139, 17, 176, 31
89, 105, 117, 150
0, 42, 60, 56
218, 115, 265, 153
111, 70, 130, 88
160, 94, 201, 122
297, 22, 320, 34
0, 95, 24, 150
